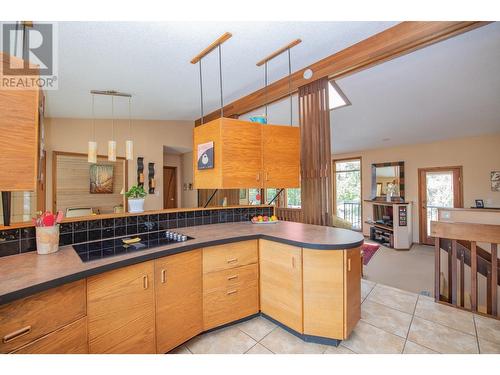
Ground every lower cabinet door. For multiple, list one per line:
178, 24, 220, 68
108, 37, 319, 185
155, 250, 203, 353
87, 261, 156, 354
12, 317, 88, 354
259, 240, 303, 333
344, 247, 361, 338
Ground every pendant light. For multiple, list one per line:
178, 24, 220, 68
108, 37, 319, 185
125, 96, 133, 160
108, 95, 116, 161
88, 94, 97, 163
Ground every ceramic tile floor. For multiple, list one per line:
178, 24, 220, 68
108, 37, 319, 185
168, 279, 500, 354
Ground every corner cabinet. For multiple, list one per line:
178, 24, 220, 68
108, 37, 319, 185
155, 250, 203, 354
193, 117, 300, 189
87, 262, 156, 354
0, 53, 40, 191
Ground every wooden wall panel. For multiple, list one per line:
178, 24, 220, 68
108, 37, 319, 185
298, 78, 333, 226
53, 152, 126, 215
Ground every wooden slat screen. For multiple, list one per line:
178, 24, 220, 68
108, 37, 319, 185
298, 78, 333, 226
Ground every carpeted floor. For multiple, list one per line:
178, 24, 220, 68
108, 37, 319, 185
362, 239, 435, 297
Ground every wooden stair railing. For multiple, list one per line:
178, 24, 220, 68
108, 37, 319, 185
431, 221, 500, 318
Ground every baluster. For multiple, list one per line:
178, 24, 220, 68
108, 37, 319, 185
491, 244, 498, 316
435, 237, 441, 302
487, 269, 492, 315
471, 241, 478, 312
450, 240, 457, 305
460, 250, 465, 308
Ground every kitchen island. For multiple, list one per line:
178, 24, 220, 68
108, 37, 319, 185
0, 221, 363, 354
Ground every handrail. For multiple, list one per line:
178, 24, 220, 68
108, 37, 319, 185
431, 221, 500, 244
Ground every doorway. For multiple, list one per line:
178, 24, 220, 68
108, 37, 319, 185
418, 166, 463, 245
163, 166, 177, 209
333, 157, 362, 230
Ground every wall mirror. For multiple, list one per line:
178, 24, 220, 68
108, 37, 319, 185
371, 161, 405, 201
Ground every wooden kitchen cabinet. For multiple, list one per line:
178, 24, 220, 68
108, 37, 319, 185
259, 240, 303, 333
87, 261, 156, 354
0, 280, 86, 353
0, 53, 40, 191
155, 250, 203, 354
262, 125, 300, 188
303, 247, 361, 340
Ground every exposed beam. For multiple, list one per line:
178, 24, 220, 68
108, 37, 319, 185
195, 21, 490, 125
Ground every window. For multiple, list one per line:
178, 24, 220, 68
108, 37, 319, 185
248, 188, 261, 205
334, 159, 361, 230
286, 188, 301, 208
265, 188, 279, 205
329, 81, 351, 110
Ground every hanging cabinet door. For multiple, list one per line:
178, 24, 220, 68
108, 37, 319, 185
87, 261, 156, 354
155, 250, 203, 354
262, 125, 300, 188
259, 240, 303, 333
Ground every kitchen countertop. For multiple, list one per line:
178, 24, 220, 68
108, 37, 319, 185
0, 221, 364, 305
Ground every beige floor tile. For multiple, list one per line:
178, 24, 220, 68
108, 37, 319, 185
361, 278, 376, 301
168, 345, 192, 354
260, 327, 326, 354
366, 284, 418, 314
403, 340, 439, 354
185, 326, 257, 354
245, 343, 274, 354
414, 298, 475, 335
361, 300, 413, 337
235, 316, 277, 341
474, 314, 500, 345
408, 317, 479, 354
341, 321, 405, 354
478, 337, 500, 354
324, 345, 356, 354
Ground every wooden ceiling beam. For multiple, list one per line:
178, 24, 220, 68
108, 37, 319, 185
195, 21, 490, 126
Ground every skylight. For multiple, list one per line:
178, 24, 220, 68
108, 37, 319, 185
329, 81, 351, 110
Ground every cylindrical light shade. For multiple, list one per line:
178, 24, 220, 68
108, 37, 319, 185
125, 140, 133, 160
88, 141, 97, 163
108, 140, 116, 161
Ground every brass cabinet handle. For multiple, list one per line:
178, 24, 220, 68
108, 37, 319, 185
227, 275, 238, 281
347, 258, 351, 272
143, 275, 149, 289
292, 256, 295, 269
256, 172, 261, 181
3, 326, 32, 343
227, 289, 238, 295
227, 258, 238, 264
161, 269, 166, 284
265, 171, 269, 181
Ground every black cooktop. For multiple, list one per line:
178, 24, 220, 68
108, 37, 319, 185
73, 233, 193, 263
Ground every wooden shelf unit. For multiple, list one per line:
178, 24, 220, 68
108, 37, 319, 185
365, 201, 412, 250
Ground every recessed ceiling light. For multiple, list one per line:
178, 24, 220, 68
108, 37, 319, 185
329, 81, 351, 110
382, 138, 391, 142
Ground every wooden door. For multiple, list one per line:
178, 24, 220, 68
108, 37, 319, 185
418, 166, 463, 245
259, 240, 303, 333
87, 261, 155, 354
155, 250, 203, 353
163, 166, 177, 208
262, 125, 300, 188
344, 248, 361, 338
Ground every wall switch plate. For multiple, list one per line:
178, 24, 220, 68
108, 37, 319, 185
441, 211, 451, 219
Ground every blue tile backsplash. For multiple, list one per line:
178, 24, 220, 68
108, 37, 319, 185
0, 207, 273, 258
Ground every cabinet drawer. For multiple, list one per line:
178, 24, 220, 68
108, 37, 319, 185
203, 263, 258, 293
203, 240, 258, 273
12, 317, 88, 354
203, 280, 259, 330
0, 280, 86, 353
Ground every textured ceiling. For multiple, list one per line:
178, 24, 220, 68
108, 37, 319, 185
41, 21, 397, 120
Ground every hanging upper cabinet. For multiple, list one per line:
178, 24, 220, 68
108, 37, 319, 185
193, 117, 300, 189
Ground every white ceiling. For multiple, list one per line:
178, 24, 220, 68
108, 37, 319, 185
42, 21, 397, 119
331, 22, 500, 154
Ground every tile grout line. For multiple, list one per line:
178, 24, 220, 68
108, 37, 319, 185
472, 314, 481, 354
402, 294, 420, 354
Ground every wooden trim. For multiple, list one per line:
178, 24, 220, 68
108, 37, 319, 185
471, 241, 478, 312
434, 237, 440, 302
256, 39, 302, 66
52, 151, 128, 214
431, 221, 500, 244
190, 32, 232, 64
491, 244, 498, 316
195, 21, 489, 125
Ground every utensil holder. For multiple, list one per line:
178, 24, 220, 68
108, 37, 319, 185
36, 225, 60, 255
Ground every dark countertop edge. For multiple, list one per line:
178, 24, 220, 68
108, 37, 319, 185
0, 233, 364, 306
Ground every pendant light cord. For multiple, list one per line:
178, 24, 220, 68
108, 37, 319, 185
199, 59, 204, 125
288, 48, 292, 126
128, 97, 132, 138
264, 62, 268, 119
218, 44, 224, 118
111, 96, 114, 140
92, 94, 96, 140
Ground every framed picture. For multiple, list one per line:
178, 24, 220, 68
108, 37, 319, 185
239, 189, 247, 199
197, 141, 214, 170
491, 171, 500, 192
475, 199, 484, 208
90, 164, 114, 194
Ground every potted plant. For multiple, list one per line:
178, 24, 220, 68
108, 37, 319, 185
125, 185, 147, 213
